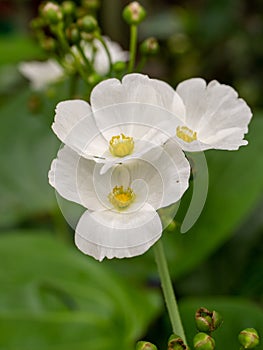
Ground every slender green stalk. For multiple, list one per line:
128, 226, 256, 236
153, 239, 187, 344
96, 34, 113, 75
76, 43, 94, 73
136, 56, 147, 73
128, 24, 138, 73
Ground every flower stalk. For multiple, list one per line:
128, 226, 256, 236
153, 239, 187, 344
128, 24, 138, 73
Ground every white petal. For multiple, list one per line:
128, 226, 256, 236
93, 36, 129, 75
48, 146, 106, 211
124, 141, 190, 209
176, 78, 252, 150
52, 100, 107, 157
91, 73, 185, 120
176, 78, 207, 128
18, 59, 64, 90
74, 203, 162, 260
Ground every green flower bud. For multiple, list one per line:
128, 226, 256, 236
193, 333, 215, 350
87, 73, 102, 86
81, 0, 101, 11
168, 334, 189, 350
122, 2, 146, 25
66, 24, 80, 44
195, 307, 223, 333
238, 328, 260, 349
112, 61, 127, 72
41, 2, 63, 25
40, 37, 57, 52
61, 1, 76, 17
136, 341, 158, 350
78, 15, 98, 33
30, 17, 45, 30
140, 37, 159, 56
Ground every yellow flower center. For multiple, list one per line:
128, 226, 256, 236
108, 186, 135, 210
109, 133, 134, 157
176, 126, 197, 143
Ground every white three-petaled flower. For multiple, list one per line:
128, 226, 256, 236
49, 141, 190, 260
174, 78, 252, 151
52, 73, 185, 174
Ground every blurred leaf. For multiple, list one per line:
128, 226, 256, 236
0, 89, 60, 227
0, 35, 44, 66
179, 297, 263, 350
0, 232, 160, 350
167, 114, 263, 277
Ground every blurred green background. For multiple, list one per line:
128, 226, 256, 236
0, 0, 263, 349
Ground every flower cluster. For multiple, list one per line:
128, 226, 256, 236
48, 73, 252, 261
18, 1, 129, 91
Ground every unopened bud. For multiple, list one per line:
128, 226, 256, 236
168, 334, 189, 350
140, 37, 159, 56
30, 17, 45, 30
123, 2, 146, 25
66, 24, 80, 44
61, 1, 76, 16
81, 0, 101, 11
87, 73, 102, 86
78, 15, 98, 33
41, 2, 63, 24
193, 332, 215, 350
136, 341, 157, 350
112, 61, 127, 72
238, 328, 260, 349
195, 307, 223, 333
41, 37, 57, 52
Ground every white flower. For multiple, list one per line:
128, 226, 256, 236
19, 37, 128, 90
173, 78, 252, 151
48, 140, 190, 260
84, 36, 129, 75
52, 73, 185, 174
18, 59, 64, 90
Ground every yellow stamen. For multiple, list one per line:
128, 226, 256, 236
108, 185, 135, 210
109, 133, 134, 157
176, 126, 197, 143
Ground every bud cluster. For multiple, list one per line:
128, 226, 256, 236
195, 307, 223, 333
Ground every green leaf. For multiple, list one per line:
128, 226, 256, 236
0, 35, 44, 66
179, 296, 263, 350
0, 89, 61, 227
0, 232, 161, 350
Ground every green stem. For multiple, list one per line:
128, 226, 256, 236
128, 24, 138, 73
76, 43, 94, 73
136, 56, 147, 72
153, 239, 187, 344
96, 34, 113, 75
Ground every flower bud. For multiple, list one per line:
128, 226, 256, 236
140, 37, 159, 56
122, 2, 146, 25
66, 24, 80, 44
41, 2, 63, 25
136, 341, 158, 350
112, 61, 127, 72
168, 334, 188, 350
77, 15, 98, 33
195, 307, 223, 333
61, 1, 76, 17
81, 0, 101, 11
41, 37, 57, 52
30, 17, 45, 30
238, 328, 260, 349
87, 73, 102, 86
193, 333, 215, 350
